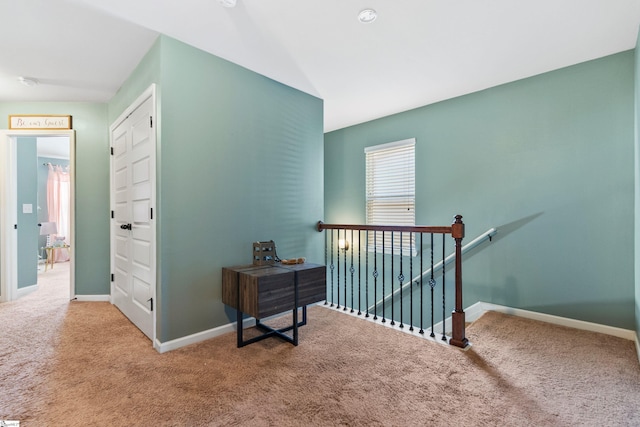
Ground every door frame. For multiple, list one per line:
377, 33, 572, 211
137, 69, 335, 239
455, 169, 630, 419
109, 84, 157, 347
0, 129, 76, 302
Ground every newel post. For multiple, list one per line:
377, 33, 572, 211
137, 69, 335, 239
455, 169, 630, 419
449, 215, 469, 348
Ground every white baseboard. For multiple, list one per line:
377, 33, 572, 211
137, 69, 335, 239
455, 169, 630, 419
470, 301, 636, 341
16, 284, 38, 298
636, 332, 640, 364
73, 294, 110, 302
464, 301, 486, 323
155, 317, 257, 353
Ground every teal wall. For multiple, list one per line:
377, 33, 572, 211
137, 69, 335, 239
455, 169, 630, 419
16, 137, 38, 288
0, 103, 110, 295
325, 51, 635, 329
109, 36, 324, 343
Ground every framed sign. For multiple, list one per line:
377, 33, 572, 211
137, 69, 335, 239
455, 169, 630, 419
9, 115, 72, 130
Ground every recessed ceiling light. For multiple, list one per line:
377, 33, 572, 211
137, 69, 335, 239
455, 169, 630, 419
358, 9, 377, 24
218, 0, 236, 7
18, 76, 39, 87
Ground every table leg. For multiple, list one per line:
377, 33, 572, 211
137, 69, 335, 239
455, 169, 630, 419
293, 271, 299, 345
237, 280, 243, 348
235, 270, 307, 348
45, 248, 52, 272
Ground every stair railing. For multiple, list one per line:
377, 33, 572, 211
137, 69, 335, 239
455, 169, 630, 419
368, 227, 497, 315
317, 215, 469, 348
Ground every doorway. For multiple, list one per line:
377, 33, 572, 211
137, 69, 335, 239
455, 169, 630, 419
36, 137, 71, 295
0, 130, 75, 302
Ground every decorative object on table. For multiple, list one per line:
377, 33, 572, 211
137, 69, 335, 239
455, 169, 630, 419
39, 221, 57, 247
53, 236, 66, 247
280, 257, 306, 265
253, 240, 277, 265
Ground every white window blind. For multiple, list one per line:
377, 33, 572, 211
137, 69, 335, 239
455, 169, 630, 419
365, 138, 416, 255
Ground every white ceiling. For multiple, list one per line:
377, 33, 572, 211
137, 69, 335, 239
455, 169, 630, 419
2, 0, 640, 132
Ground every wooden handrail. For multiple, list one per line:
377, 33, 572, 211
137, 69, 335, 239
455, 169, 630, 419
317, 221, 453, 235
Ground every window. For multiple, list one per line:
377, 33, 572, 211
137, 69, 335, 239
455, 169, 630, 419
365, 138, 416, 255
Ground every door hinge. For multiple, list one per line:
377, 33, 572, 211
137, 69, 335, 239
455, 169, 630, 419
150, 116, 153, 128
111, 210, 114, 219
148, 297, 153, 311
110, 147, 114, 155
111, 273, 114, 282
150, 207, 153, 220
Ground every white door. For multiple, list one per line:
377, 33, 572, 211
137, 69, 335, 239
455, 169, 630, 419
111, 91, 156, 340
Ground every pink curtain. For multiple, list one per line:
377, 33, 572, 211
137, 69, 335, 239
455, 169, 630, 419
47, 164, 70, 263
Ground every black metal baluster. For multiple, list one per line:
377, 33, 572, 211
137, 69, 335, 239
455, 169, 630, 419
442, 234, 447, 341
373, 230, 378, 320
324, 229, 328, 305
398, 232, 404, 329
365, 230, 370, 318
336, 230, 341, 310
350, 229, 355, 313
390, 232, 395, 326
430, 233, 436, 338
357, 230, 362, 315
330, 230, 335, 307
382, 231, 386, 323
409, 232, 413, 331
419, 233, 425, 334
343, 229, 348, 312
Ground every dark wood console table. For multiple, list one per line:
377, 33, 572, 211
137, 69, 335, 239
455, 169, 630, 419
222, 263, 326, 347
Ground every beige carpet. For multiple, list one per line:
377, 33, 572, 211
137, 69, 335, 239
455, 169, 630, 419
1, 270, 640, 426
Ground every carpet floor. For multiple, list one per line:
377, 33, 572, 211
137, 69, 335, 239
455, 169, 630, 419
1, 268, 639, 426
